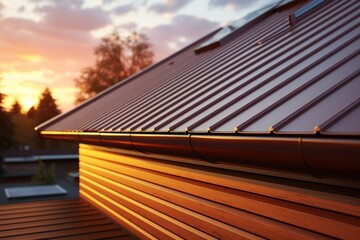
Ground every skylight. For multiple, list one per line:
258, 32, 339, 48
289, 0, 326, 24
194, 0, 294, 54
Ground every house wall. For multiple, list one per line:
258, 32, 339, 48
79, 143, 360, 239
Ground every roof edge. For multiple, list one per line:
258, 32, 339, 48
39, 130, 360, 184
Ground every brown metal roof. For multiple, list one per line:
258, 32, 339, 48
36, 0, 359, 137
0, 198, 135, 239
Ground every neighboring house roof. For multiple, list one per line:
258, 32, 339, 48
0, 198, 135, 239
36, 0, 360, 181
0, 149, 78, 163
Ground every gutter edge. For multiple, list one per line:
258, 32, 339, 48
39, 130, 360, 183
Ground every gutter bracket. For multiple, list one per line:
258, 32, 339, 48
299, 137, 321, 179
188, 134, 218, 164
129, 133, 147, 154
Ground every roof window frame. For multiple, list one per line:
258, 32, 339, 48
194, 1, 286, 54
289, 0, 326, 25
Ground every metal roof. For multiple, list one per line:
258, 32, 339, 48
35, 0, 360, 182
37, 0, 360, 137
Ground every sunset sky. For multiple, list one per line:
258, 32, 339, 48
0, 0, 273, 113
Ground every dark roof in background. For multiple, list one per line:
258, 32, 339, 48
0, 180, 79, 204
0, 149, 78, 162
36, 0, 360, 137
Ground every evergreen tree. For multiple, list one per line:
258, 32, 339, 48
35, 88, 61, 125
27, 106, 37, 119
10, 99, 22, 115
0, 93, 15, 149
32, 160, 56, 185
12, 111, 37, 150
0, 147, 6, 179
34, 88, 61, 149
74, 30, 154, 103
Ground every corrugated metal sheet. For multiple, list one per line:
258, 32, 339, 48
37, 0, 360, 137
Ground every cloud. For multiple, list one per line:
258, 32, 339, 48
144, 14, 218, 60
17, 6, 26, 13
209, 0, 258, 10
0, 0, 112, 72
35, 0, 110, 31
113, 4, 135, 15
0, 0, 108, 111
0, 17, 97, 61
103, 0, 117, 3
118, 22, 138, 31
104, 0, 147, 7
0, 2, 4, 17
29, 0, 48, 3
0, 0, 109, 73
148, 0, 192, 14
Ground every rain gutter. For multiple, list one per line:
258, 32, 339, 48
40, 131, 360, 182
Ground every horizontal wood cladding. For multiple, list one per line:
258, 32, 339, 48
79, 144, 360, 239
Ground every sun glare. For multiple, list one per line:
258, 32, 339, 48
21, 98, 36, 112
3, 96, 37, 113
18, 54, 45, 63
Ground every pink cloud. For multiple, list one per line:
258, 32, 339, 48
148, 0, 192, 14
113, 4, 135, 15
209, 0, 256, 9
144, 14, 218, 60
35, 0, 110, 31
0, 15, 100, 72
0, 1, 111, 110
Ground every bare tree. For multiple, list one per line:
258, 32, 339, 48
74, 30, 154, 103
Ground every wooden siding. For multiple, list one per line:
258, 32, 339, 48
79, 144, 360, 239
0, 198, 135, 239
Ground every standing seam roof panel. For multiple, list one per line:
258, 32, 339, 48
219, 32, 360, 133
105, 12, 292, 132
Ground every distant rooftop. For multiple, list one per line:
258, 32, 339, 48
0, 149, 78, 163
0, 198, 136, 239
